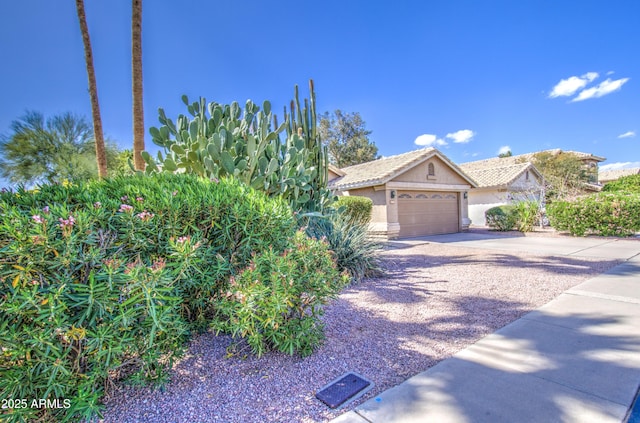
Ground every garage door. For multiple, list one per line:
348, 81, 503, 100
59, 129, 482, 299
398, 191, 459, 237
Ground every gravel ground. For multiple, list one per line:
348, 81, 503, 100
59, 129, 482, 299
100, 238, 621, 423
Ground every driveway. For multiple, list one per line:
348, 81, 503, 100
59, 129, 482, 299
334, 232, 640, 423
387, 230, 640, 261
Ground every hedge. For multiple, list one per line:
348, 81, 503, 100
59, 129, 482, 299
485, 205, 517, 231
547, 192, 640, 236
334, 196, 373, 225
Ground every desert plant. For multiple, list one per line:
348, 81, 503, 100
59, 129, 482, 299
142, 81, 334, 213
485, 205, 517, 231
304, 212, 382, 282
212, 231, 349, 357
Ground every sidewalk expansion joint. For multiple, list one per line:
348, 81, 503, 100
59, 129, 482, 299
566, 290, 640, 305
354, 410, 374, 423
524, 372, 629, 407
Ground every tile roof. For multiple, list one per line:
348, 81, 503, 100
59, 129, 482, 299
328, 147, 476, 190
459, 162, 539, 188
599, 167, 640, 183
459, 149, 605, 173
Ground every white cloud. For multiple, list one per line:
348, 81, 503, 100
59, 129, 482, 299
446, 129, 475, 144
497, 145, 511, 155
617, 130, 636, 139
571, 77, 630, 102
600, 161, 640, 171
549, 72, 599, 98
414, 134, 447, 147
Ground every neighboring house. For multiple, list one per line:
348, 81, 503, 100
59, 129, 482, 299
599, 168, 640, 184
459, 161, 544, 226
459, 149, 605, 226
328, 148, 477, 239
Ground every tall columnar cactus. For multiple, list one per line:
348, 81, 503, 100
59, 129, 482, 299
141, 80, 333, 212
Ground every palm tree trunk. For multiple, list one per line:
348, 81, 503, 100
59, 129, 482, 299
75, 0, 107, 178
132, 0, 145, 171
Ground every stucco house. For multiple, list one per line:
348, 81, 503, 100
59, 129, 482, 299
459, 149, 605, 226
328, 148, 477, 239
599, 168, 640, 184
458, 161, 544, 226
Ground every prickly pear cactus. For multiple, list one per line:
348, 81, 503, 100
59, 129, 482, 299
142, 81, 333, 212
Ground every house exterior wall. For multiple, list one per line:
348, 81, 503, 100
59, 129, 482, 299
343, 187, 399, 238
468, 188, 509, 226
333, 154, 474, 239
328, 169, 342, 182
386, 159, 472, 238
394, 157, 469, 185
468, 171, 544, 226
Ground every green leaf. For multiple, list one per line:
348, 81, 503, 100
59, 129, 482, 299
149, 126, 161, 140
170, 144, 185, 155
220, 151, 235, 174
164, 158, 177, 171
189, 120, 198, 141
236, 159, 247, 172
267, 158, 279, 175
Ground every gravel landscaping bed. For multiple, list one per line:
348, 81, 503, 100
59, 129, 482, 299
100, 241, 621, 423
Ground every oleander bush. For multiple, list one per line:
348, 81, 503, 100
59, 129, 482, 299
334, 196, 373, 225
0, 173, 306, 422
212, 231, 349, 357
485, 205, 517, 231
547, 192, 640, 236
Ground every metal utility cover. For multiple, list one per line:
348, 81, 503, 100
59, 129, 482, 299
316, 372, 373, 409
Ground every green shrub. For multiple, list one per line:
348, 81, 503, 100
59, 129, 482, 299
335, 196, 373, 225
602, 174, 640, 193
485, 205, 517, 231
212, 231, 349, 357
0, 173, 296, 422
304, 212, 382, 282
512, 200, 541, 232
547, 192, 640, 236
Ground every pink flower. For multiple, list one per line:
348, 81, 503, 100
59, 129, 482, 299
120, 195, 129, 202
136, 210, 154, 222
42, 206, 50, 214
136, 197, 144, 202
119, 204, 134, 213
176, 236, 190, 244
32, 215, 45, 224
58, 215, 75, 236
172, 191, 178, 196
94, 202, 102, 209
151, 257, 166, 272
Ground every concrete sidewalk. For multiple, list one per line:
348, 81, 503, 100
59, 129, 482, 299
332, 242, 640, 423
387, 231, 640, 260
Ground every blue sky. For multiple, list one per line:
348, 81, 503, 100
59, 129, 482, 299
1, 0, 639, 188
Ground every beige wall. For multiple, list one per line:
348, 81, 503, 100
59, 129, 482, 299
395, 156, 468, 185
328, 169, 342, 182
338, 155, 474, 238
468, 172, 544, 226
345, 186, 401, 238
510, 170, 543, 192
